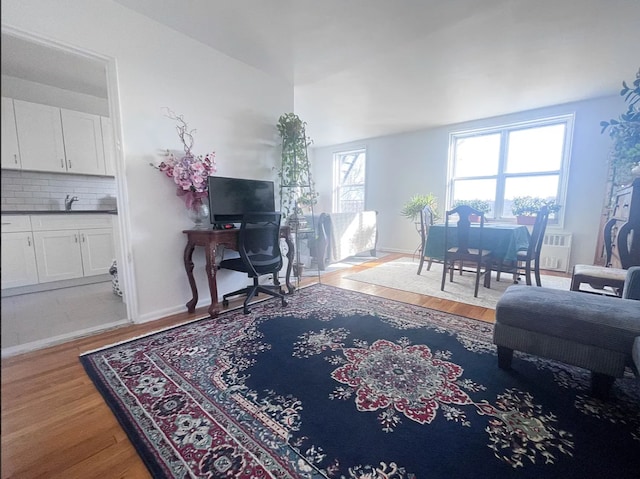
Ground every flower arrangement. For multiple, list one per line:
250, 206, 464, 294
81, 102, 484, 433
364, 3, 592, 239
153, 109, 217, 208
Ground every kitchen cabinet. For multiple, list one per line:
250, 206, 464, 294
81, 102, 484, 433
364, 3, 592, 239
61, 109, 106, 175
13, 99, 66, 172
32, 229, 85, 282
1, 97, 21, 169
1, 216, 38, 289
31, 214, 115, 283
10, 99, 108, 176
101, 116, 117, 176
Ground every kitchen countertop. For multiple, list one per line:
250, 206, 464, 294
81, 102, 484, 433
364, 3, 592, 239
1, 210, 118, 215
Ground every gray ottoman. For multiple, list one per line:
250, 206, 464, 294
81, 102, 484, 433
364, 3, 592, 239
493, 285, 640, 398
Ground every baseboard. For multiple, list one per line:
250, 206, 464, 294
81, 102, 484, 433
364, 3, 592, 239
1, 274, 111, 297
1, 318, 130, 358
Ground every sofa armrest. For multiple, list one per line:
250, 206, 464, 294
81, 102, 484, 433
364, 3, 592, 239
623, 266, 640, 300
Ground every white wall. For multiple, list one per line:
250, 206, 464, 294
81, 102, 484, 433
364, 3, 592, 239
1, 0, 292, 322
312, 95, 620, 269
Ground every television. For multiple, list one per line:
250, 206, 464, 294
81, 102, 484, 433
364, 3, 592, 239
207, 176, 276, 225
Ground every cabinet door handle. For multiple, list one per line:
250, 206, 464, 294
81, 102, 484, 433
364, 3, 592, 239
27, 236, 31, 246
14, 154, 18, 164
74, 234, 78, 243
81, 234, 86, 242
61, 158, 65, 169
68, 159, 72, 169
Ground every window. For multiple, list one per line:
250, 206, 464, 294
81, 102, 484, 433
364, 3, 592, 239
333, 148, 366, 213
448, 115, 573, 223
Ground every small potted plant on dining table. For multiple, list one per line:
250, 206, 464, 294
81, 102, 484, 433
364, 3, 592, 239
452, 199, 491, 221
511, 196, 561, 225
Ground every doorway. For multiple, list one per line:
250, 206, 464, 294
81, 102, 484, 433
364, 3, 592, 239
1, 30, 131, 355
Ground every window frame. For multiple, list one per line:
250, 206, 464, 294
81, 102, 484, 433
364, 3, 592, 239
332, 147, 367, 213
446, 114, 574, 226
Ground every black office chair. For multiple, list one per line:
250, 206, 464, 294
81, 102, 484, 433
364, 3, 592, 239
417, 205, 436, 274
440, 204, 492, 297
513, 206, 549, 286
220, 212, 287, 314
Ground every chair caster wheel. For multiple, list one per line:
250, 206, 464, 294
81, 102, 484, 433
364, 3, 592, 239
222, 299, 229, 307
282, 299, 288, 307
243, 307, 250, 314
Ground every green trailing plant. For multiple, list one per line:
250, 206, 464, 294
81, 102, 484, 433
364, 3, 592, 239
600, 68, 640, 187
277, 113, 318, 219
452, 199, 491, 214
511, 196, 561, 216
401, 193, 439, 222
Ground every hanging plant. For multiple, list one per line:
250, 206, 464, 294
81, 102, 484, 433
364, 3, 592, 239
600, 68, 640, 187
277, 113, 318, 219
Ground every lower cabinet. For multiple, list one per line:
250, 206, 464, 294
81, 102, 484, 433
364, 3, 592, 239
0, 232, 39, 288
1, 214, 116, 288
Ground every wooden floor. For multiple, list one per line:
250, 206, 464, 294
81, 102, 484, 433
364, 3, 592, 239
1, 253, 496, 478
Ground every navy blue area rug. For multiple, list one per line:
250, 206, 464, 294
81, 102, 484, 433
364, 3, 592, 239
81, 284, 640, 478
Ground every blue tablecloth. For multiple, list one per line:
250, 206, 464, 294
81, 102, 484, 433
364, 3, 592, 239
424, 224, 530, 261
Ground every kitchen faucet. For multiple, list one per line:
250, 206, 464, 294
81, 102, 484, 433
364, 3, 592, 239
65, 194, 79, 211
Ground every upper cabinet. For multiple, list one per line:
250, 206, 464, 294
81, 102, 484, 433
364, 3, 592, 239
101, 116, 117, 176
1, 97, 21, 169
14, 99, 66, 172
4, 97, 113, 176
61, 109, 105, 175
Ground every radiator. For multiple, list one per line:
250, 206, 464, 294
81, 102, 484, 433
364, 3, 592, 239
539, 232, 572, 273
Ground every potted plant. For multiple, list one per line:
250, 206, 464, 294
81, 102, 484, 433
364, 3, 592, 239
276, 113, 318, 224
600, 68, 640, 188
452, 199, 491, 222
401, 193, 439, 223
511, 196, 561, 225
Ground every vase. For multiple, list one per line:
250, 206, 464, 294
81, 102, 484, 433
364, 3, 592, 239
187, 199, 210, 229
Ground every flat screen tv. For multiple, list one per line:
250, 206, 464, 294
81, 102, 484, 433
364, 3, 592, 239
207, 176, 276, 225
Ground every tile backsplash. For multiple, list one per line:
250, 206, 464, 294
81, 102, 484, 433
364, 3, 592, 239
1, 169, 118, 211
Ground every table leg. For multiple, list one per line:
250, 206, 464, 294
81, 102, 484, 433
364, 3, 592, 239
284, 233, 295, 293
205, 241, 221, 318
184, 241, 198, 313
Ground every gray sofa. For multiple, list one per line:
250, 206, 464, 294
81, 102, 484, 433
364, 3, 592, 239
493, 266, 640, 398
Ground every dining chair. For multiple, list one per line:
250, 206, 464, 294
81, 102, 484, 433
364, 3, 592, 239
417, 205, 435, 275
440, 204, 493, 297
513, 205, 549, 286
569, 217, 631, 297
220, 212, 288, 314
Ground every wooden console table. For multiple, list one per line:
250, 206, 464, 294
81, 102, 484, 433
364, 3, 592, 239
183, 227, 295, 317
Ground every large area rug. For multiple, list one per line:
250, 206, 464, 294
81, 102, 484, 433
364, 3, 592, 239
81, 284, 640, 478
344, 258, 573, 309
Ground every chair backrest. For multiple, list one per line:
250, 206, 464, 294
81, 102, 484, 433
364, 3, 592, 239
617, 221, 634, 269
528, 206, 550, 261
444, 204, 485, 255
419, 205, 435, 251
238, 212, 283, 277
603, 217, 617, 267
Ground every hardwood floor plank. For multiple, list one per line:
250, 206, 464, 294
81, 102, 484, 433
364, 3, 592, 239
1, 253, 508, 479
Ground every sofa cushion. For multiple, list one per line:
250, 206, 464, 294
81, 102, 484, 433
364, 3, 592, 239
496, 285, 640, 354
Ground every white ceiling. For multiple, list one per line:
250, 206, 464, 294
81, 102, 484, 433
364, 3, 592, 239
4, 1, 639, 147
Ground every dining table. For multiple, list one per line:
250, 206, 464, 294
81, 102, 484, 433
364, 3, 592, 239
424, 223, 531, 263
